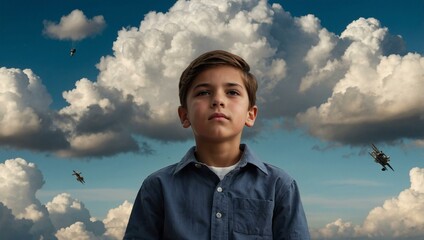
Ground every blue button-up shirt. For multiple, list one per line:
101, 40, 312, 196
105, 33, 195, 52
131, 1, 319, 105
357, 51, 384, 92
124, 144, 310, 240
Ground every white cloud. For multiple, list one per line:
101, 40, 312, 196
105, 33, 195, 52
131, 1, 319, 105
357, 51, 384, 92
0, 67, 146, 157
312, 218, 358, 239
103, 201, 133, 240
311, 167, 424, 239
47, 198, 131, 240
0, 67, 68, 152
0, 158, 132, 240
0, 158, 56, 239
43, 9, 106, 41
0, 68, 47, 136
55, 222, 98, 240
55, 79, 142, 157
0, 158, 43, 214
46, 193, 105, 236
297, 18, 420, 145
0, 202, 34, 240
94, 0, 288, 142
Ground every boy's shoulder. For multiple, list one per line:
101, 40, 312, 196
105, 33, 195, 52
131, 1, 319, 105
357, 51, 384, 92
261, 161, 295, 183
241, 145, 295, 180
144, 162, 180, 181
143, 146, 197, 181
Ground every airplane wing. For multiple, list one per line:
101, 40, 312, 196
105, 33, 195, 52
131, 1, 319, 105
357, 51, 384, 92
369, 152, 379, 163
371, 143, 380, 153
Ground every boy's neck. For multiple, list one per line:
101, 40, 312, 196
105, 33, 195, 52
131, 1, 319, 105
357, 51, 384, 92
194, 140, 242, 167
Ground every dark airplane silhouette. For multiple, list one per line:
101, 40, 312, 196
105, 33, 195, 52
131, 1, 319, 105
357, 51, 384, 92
70, 48, 76, 56
369, 144, 394, 171
72, 170, 85, 184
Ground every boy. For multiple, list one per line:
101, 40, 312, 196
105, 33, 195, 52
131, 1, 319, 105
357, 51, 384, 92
124, 50, 310, 239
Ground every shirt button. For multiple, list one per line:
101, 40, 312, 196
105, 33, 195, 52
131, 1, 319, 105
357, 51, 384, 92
216, 212, 222, 218
217, 187, 223, 192
195, 163, 202, 168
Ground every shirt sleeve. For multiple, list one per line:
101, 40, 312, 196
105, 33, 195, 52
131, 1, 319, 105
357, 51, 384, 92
272, 179, 311, 240
124, 176, 164, 240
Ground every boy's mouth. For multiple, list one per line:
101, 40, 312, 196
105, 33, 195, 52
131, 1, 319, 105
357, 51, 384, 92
208, 112, 229, 120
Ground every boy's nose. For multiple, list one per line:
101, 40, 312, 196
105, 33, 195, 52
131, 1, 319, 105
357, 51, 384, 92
211, 98, 225, 108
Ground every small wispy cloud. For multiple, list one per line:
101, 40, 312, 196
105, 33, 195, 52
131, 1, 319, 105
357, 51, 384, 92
42, 9, 106, 41
37, 188, 136, 202
304, 195, 389, 209
322, 179, 386, 187
412, 139, 424, 148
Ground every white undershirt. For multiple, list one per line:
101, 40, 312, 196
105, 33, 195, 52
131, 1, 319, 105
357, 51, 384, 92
207, 161, 240, 180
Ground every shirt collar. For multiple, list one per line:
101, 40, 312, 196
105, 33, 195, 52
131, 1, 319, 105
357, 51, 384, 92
173, 144, 268, 175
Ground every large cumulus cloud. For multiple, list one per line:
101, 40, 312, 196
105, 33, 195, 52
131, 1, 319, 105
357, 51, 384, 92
55, 79, 147, 157
91, 0, 288, 141
297, 18, 423, 145
0, 202, 34, 240
0, 158, 56, 239
311, 167, 424, 240
46, 193, 105, 236
1, 0, 423, 157
102, 200, 133, 239
0, 158, 131, 240
0, 68, 68, 151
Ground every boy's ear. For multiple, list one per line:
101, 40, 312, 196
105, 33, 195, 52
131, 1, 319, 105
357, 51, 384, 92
245, 105, 258, 127
178, 106, 191, 128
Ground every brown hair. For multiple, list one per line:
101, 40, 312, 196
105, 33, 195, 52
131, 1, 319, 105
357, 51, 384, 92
178, 50, 258, 109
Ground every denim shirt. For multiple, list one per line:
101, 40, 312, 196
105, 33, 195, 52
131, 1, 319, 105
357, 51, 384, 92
124, 144, 310, 240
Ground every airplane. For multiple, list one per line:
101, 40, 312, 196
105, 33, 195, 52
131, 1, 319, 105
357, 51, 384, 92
369, 144, 394, 171
70, 48, 76, 56
72, 170, 85, 184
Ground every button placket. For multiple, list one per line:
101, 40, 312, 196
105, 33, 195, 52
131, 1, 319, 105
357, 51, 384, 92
211, 177, 230, 238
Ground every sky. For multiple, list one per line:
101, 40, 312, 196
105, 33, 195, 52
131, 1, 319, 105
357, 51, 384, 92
1, 0, 424, 239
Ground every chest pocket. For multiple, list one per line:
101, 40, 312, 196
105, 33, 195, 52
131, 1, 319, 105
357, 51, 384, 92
233, 197, 274, 236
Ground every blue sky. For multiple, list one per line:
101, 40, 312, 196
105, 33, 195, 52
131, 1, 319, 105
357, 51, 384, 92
1, 0, 424, 239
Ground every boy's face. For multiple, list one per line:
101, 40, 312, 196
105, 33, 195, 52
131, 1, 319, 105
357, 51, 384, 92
178, 65, 257, 143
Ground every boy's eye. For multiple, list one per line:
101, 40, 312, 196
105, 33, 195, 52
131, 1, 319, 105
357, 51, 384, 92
227, 90, 240, 96
195, 90, 210, 96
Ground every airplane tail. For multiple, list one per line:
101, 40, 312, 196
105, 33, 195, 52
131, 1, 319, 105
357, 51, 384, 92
386, 163, 394, 171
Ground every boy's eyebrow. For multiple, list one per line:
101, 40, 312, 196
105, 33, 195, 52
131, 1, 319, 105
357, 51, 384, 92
192, 82, 244, 89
